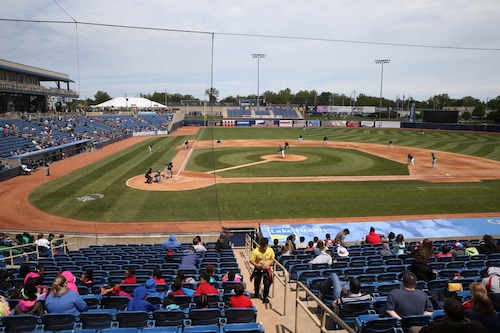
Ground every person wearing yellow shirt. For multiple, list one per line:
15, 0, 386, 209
250, 238, 275, 304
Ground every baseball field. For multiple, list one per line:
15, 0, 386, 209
2, 126, 500, 235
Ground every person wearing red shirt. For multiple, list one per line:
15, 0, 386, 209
365, 227, 382, 245
194, 274, 220, 296
152, 268, 166, 285
435, 245, 453, 258
121, 266, 137, 285
229, 283, 254, 308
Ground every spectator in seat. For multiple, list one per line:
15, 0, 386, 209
481, 267, 500, 293
45, 275, 87, 316
222, 270, 242, 283
365, 227, 382, 245
195, 293, 209, 309
330, 278, 374, 313
386, 272, 433, 319
452, 242, 465, 257
463, 282, 487, 310
320, 272, 350, 302
193, 236, 207, 252
296, 236, 308, 249
145, 278, 165, 299
309, 247, 333, 265
464, 291, 500, 333
168, 276, 188, 296
436, 245, 453, 258
410, 249, 437, 282
127, 285, 159, 312
464, 242, 479, 257
477, 235, 500, 255
35, 233, 50, 256
13, 281, 45, 315
152, 268, 165, 285
324, 233, 335, 248
60, 270, 78, 293
229, 283, 253, 308
194, 274, 220, 296
205, 264, 217, 283
412, 298, 487, 333
79, 270, 94, 287
420, 239, 435, 260
122, 266, 137, 285
178, 246, 199, 271
305, 241, 315, 253
314, 240, 326, 255
215, 237, 231, 251
162, 234, 181, 249
393, 234, 406, 255
380, 243, 393, 256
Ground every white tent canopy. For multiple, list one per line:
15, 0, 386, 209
94, 97, 167, 109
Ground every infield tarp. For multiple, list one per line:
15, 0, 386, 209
261, 217, 500, 244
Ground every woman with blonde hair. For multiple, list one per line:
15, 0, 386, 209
45, 275, 87, 315
465, 292, 500, 333
315, 240, 326, 254
463, 282, 487, 310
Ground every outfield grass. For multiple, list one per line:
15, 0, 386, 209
29, 127, 500, 222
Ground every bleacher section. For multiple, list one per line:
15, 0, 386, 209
0, 113, 172, 159
0, 243, 263, 333
224, 108, 302, 119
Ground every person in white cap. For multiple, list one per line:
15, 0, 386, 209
337, 246, 349, 258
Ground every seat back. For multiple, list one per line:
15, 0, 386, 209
363, 317, 399, 333
188, 308, 221, 325
0, 314, 39, 333
152, 309, 186, 327
223, 322, 265, 333
101, 296, 130, 310
41, 313, 77, 331
224, 308, 257, 324
79, 311, 115, 329
400, 315, 431, 333
183, 324, 220, 333
116, 311, 151, 328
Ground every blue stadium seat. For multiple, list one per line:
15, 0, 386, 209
116, 311, 152, 328
41, 313, 78, 331
152, 309, 186, 327
223, 307, 257, 324
223, 322, 265, 333
354, 314, 399, 333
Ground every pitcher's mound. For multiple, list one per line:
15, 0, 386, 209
261, 154, 307, 162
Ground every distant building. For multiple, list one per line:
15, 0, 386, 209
0, 59, 78, 113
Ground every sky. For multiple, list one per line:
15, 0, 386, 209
1, 0, 499, 103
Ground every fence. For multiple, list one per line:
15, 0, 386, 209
0, 235, 77, 267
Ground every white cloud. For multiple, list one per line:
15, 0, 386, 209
1, 0, 499, 102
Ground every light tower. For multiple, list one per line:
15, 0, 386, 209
251, 53, 266, 110
375, 59, 391, 118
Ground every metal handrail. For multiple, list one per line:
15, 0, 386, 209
0, 235, 77, 267
295, 280, 356, 333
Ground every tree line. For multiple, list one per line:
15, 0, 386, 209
72, 89, 500, 121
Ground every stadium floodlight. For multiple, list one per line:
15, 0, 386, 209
251, 53, 266, 111
375, 59, 391, 118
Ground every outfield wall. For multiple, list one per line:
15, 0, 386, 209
181, 119, 500, 133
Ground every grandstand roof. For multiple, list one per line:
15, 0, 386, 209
0, 59, 73, 82
94, 97, 167, 109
